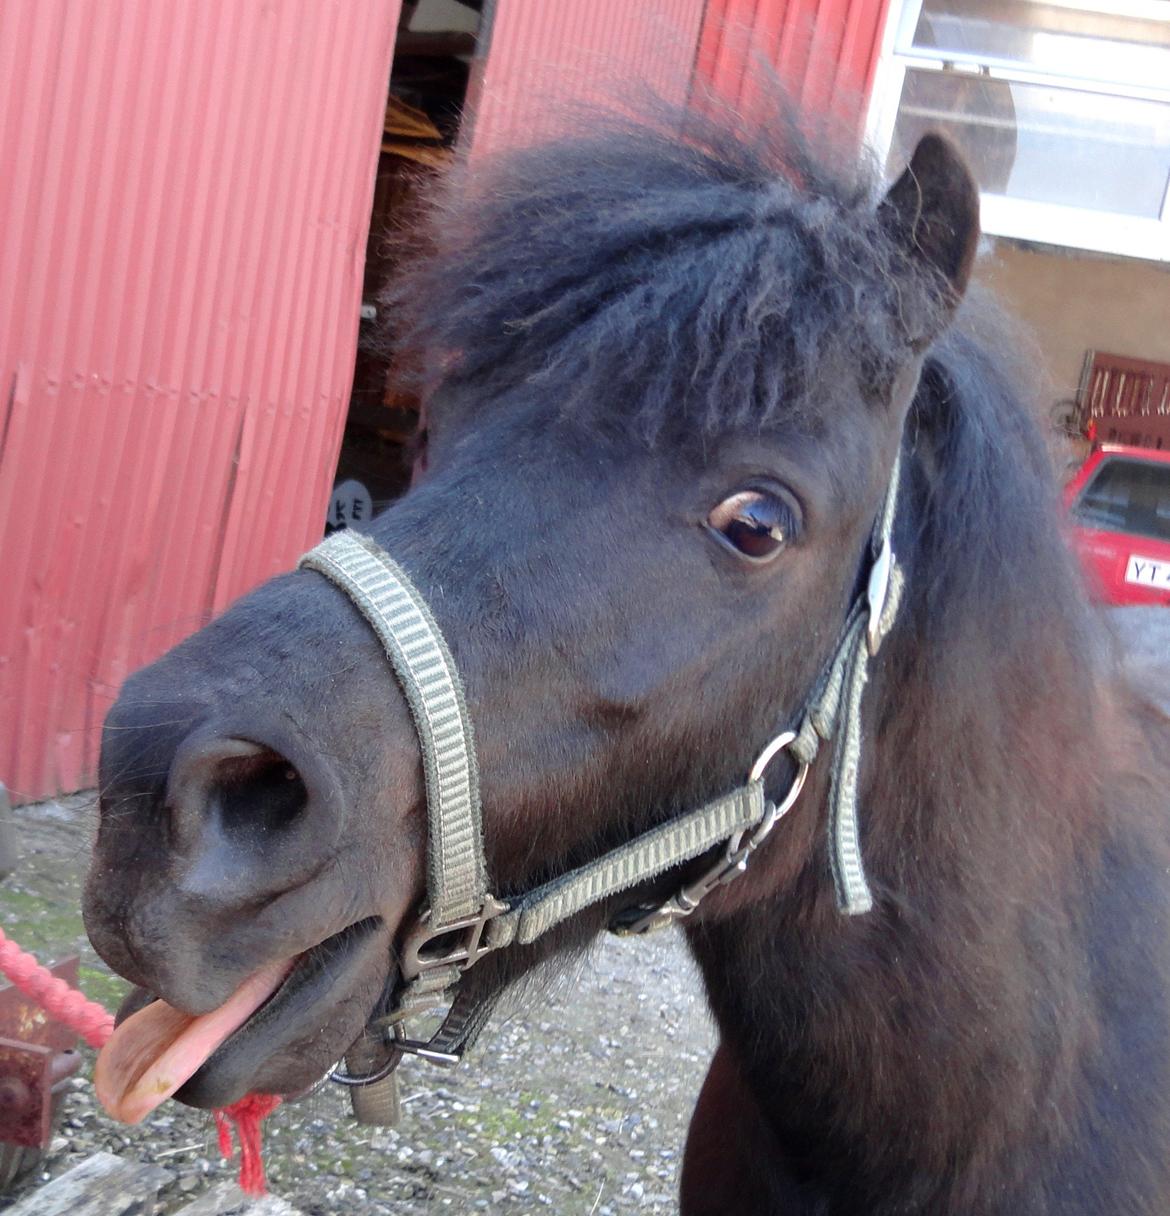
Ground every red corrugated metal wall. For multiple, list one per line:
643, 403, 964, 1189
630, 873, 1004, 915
696, 0, 892, 131
1, 0, 893, 799
468, 0, 709, 158
0, 1, 401, 800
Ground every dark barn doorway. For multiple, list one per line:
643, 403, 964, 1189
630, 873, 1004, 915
327, 0, 488, 533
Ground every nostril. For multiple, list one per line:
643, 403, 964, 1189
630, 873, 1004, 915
210, 746, 308, 836
167, 737, 310, 853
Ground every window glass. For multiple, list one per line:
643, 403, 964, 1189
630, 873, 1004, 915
1073, 457, 1170, 542
889, 70, 1170, 213
904, 1, 1170, 91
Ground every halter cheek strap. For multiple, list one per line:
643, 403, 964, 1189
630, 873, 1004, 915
790, 448, 905, 915
296, 447, 905, 1081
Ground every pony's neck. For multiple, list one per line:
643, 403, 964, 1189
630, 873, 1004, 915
687, 434, 1117, 1206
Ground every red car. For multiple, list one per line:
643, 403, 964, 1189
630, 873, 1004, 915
1065, 444, 1170, 606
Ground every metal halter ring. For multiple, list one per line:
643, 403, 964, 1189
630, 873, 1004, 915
328, 1017, 467, 1087
749, 729, 810, 817
328, 1021, 408, 1088
612, 730, 810, 936
725, 730, 810, 860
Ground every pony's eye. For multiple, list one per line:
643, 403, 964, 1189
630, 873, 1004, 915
708, 490, 797, 562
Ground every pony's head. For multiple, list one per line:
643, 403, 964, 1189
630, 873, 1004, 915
85, 110, 978, 1109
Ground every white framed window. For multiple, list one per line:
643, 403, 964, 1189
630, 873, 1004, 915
866, 1, 1170, 261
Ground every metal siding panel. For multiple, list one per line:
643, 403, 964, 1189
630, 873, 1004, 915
470, 0, 709, 158
695, 0, 891, 132
0, 1, 401, 799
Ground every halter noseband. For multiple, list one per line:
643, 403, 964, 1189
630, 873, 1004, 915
297, 449, 904, 1086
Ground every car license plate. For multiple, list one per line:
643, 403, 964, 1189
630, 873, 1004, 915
1125, 554, 1170, 590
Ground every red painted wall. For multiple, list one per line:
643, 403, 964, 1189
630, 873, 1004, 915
468, 0, 709, 157
0, 1, 401, 799
696, 0, 892, 132
0, 0, 894, 801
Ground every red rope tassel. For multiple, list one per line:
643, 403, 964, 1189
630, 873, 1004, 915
214, 1093, 283, 1195
0, 926, 281, 1195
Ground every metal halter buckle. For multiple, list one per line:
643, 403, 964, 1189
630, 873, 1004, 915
330, 890, 510, 1089
400, 894, 508, 981
613, 731, 809, 936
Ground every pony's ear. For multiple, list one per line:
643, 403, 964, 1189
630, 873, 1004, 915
878, 134, 980, 346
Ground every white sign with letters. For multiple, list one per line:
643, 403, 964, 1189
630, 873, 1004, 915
1125, 554, 1170, 591
327, 479, 373, 531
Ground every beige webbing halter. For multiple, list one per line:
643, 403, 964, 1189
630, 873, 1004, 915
297, 450, 905, 1077
790, 449, 905, 915
300, 534, 487, 929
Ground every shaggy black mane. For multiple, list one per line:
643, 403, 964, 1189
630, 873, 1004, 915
388, 104, 944, 440
389, 99, 1098, 663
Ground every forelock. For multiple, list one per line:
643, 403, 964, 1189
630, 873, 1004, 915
385, 98, 942, 443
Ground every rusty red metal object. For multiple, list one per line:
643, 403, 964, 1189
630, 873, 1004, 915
0, 958, 82, 1155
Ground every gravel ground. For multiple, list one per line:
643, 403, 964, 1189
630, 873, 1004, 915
0, 795, 716, 1215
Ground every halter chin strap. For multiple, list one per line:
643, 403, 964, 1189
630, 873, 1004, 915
297, 448, 905, 1082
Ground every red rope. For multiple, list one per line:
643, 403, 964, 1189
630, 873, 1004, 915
213, 1093, 283, 1194
0, 931, 114, 1049
0, 926, 280, 1195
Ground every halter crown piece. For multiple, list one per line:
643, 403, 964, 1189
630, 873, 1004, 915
297, 449, 905, 1093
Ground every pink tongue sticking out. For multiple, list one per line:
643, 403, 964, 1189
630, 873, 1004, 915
95, 959, 293, 1124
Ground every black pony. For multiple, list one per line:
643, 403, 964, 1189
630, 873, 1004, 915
85, 104, 1170, 1214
